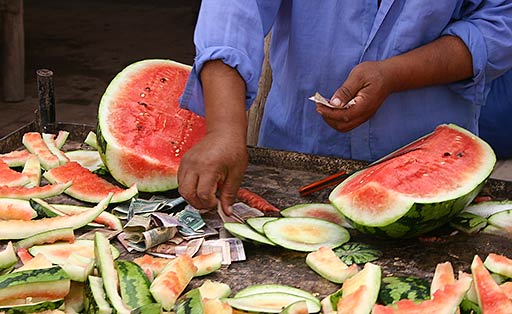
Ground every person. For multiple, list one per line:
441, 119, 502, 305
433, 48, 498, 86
479, 70, 512, 160
177, 1, 512, 213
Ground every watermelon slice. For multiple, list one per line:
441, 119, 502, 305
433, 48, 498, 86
22, 132, 60, 170
44, 161, 137, 203
330, 124, 496, 238
471, 255, 512, 313
0, 150, 31, 167
97, 59, 206, 192
372, 276, 472, 314
0, 159, 29, 187
0, 182, 71, 200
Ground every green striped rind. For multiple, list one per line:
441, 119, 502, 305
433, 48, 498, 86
459, 298, 482, 314
0, 299, 64, 314
0, 266, 68, 289
173, 288, 203, 314
344, 181, 484, 238
0, 266, 70, 301
0, 193, 111, 240
29, 198, 62, 217
333, 242, 382, 265
116, 260, 155, 308
130, 303, 163, 314
378, 276, 430, 305
94, 232, 132, 314
84, 276, 113, 314
15, 227, 74, 249
449, 212, 488, 234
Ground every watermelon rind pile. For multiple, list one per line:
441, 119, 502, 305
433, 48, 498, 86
330, 124, 496, 238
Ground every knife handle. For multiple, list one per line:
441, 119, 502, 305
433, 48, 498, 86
299, 170, 349, 197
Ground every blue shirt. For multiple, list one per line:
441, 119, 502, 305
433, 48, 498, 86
480, 70, 512, 159
180, 0, 512, 162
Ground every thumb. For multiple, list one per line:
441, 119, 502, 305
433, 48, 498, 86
331, 75, 363, 108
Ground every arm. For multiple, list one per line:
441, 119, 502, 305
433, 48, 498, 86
178, 60, 248, 213
318, 35, 473, 132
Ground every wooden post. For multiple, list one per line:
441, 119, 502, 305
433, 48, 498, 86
36, 69, 56, 133
247, 33, 272, 146
1, 0, 25, 102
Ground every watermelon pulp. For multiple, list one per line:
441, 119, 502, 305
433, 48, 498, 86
329, 124, 496, 238
97, 59, 206, 192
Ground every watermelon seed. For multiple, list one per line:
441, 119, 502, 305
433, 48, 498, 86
160, 78, 167, 83
443, 152, 451, 157
137, 101, 148, 108
145, 87, 151, 92
140, 93, 146, 97
457, 151, 464, 157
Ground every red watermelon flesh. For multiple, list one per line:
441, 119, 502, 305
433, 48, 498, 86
0, 159, 30, 187
330, 124, 495, 237
0, 150, 31, 167
472, 255, 512, 313
97, 59, 206, 192
44, 161, 137, 203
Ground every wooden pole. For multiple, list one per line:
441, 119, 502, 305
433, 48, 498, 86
247, 33, 272, 146
1, 0, 25, 102
36, 69, 56, 133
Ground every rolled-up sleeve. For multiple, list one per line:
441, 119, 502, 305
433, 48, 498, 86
180, 1, 281, 116
442, 0, 512, 106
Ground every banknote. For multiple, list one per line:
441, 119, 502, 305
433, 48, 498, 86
231, 202, 264, 220
175, 238, 204, 257
124, 226, 177, 252
123, 215, 152, 233
199, 239, 231, 265
176, 207, 205, 231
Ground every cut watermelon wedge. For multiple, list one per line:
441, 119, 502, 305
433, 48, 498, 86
330, 124, 496, 238
0, 182, 71, 200
471, 255, 512, 313
97, 59, 206, 192
22, 132, 60, 170
0, 159, 30, 187
0, 150, 32, 167
44, 161, 137, 203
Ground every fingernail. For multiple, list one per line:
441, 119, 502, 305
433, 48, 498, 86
331, 97, 342, 107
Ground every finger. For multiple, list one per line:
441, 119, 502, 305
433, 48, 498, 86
196, 171, 223, 210
331, 74, 364, 107
178, 170, 203, 209
218, 174, 242, 216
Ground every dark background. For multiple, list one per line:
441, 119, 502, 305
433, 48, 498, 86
0, 0, 201, 136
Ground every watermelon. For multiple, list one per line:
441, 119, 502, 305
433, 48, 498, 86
330, 124, 495, 238
471, 255, 512, 313
44, 161, 137, 203
0, 199, 37, 221
97, 59, 206, 192
22, 132, 60, 170
372, 276, 472, 314
483, 253, 512, 278
378, 276, 430, 305
305, 246, 359, 283
198, 280, 232, 299
0, 159, 30, 187
0, 150, 32, 167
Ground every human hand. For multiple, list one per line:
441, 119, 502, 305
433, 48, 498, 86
177, 131, 248, 215
316, 61, 393, 132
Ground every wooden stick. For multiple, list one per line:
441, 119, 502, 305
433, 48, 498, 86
36, 69, 56, 133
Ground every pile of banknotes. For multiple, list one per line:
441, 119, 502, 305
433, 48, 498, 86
109, 196, 265, 265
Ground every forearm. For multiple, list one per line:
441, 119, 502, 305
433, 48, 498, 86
382, 35, 473, 93
200, 60, 248, 141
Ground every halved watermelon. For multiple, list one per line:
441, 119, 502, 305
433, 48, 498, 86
44, 161, 137, 203
97, 59, 206, 192
330, 124, 495, 238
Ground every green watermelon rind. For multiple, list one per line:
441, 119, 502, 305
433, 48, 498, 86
329, 124, 495, 239
116, 260, 155, 308
0, 299, 64, 313
97, 59, 192, 192
344, 181, 485, 238
378, 276, 431, 305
